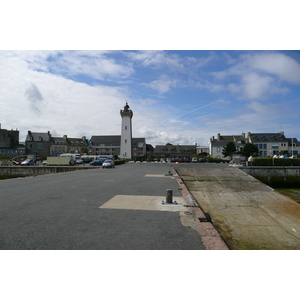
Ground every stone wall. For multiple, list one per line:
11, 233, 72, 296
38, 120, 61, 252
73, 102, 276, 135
240, 166, 300, 188
0, 166, 91, 179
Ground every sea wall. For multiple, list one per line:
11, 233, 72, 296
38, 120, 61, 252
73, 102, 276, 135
240, 166, 300, 188
0, 166, 91, 179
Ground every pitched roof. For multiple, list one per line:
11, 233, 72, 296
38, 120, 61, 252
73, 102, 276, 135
90, 135, 121, 145
26, 131, 51, 142
249, 133, 288, 143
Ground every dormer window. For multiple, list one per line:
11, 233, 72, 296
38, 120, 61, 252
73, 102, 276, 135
38, 136, 42, 141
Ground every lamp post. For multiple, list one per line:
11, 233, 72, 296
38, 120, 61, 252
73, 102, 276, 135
270, 150, 274, 166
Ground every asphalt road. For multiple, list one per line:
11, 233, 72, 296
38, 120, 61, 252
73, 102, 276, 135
0, 163, 204, 250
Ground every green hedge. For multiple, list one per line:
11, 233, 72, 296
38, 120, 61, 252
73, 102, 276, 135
252, 158, 300, 166
114, 159, 126, 165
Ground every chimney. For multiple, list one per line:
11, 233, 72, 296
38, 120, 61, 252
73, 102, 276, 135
217, 133, 221, 140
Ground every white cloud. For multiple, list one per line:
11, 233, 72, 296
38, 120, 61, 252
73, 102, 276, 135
144, 75, 177, 94
138, 126, 196, 145
246, 52, 300, 84
0, 51, 129, 141
210, 52, 296, 100
241, 72, 289, 99
126, 50, 217, 74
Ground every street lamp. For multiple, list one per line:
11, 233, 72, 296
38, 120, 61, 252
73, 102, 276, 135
270, 150, 274, 166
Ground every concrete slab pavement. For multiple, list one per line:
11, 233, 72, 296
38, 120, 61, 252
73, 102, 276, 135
175, 164, 300, 250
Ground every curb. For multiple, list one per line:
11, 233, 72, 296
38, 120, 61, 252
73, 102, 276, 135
171, 167, 229, 250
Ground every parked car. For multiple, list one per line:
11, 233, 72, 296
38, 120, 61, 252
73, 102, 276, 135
90, 160, 104, 166
75, 159, 83, 164
198, 158, 205, 163
102, 159, 115, 168
21, 159, 35, 165
192, 157, 198, 163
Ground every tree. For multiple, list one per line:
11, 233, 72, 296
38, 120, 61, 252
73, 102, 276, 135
279, 150, 289, 156
239, 143, 259, 158
222, 142, 237, 160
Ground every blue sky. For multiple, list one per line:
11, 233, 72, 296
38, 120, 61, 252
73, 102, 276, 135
1, 50, 300, 146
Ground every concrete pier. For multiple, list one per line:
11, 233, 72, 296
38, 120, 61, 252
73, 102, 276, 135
175, 164, 300, 250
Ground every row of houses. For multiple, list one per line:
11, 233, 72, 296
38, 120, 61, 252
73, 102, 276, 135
0, 125, 207, 160
210, 132, 300, 159
1, 124, 299, 160
0, 129, 150, 160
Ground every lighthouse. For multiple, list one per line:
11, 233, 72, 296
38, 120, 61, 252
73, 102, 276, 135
120, 102, 133, 159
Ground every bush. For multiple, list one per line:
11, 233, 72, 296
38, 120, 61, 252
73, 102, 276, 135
114, 159, 126, 165
252, 158, 300, 166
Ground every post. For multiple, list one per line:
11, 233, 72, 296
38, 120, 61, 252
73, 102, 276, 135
166, 189, 173, 203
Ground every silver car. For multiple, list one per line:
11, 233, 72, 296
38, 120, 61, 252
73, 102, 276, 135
102, 159, 115, 168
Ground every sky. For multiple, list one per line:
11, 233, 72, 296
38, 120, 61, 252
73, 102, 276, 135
1, 50, 300, 146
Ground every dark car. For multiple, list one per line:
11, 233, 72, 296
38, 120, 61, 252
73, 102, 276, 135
90, 160, 104, 166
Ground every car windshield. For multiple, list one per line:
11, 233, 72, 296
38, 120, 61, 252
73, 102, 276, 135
104, 160, 112, 163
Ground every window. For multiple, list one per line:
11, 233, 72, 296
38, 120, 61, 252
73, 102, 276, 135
125, 126, 127, 130
217, 147, 220, 152
37, 143, 43, 149
125, 139, 127, 143
272, 144, 279, 149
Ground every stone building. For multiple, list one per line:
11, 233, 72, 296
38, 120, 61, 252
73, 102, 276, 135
50, 135, 88, 156
0, 125, 25, 158
25, 131, 52, 159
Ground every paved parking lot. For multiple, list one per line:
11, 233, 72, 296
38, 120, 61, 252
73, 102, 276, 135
0, 163, 205, 250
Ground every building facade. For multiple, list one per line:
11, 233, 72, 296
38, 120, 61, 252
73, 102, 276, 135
90, 135, 147, 160
209, 133, 247, 160
209, 131, 300, 159
0, 125, 25, 158
50, 135, 88, 156
249, 132, 300, 157
25, 131, 52, 159
154, 144, 197, 161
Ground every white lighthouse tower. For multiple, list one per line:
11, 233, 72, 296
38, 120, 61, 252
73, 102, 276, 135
120, 102, 133, 159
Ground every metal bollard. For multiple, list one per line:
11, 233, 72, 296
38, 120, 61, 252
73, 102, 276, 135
166, 189, 173, 203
